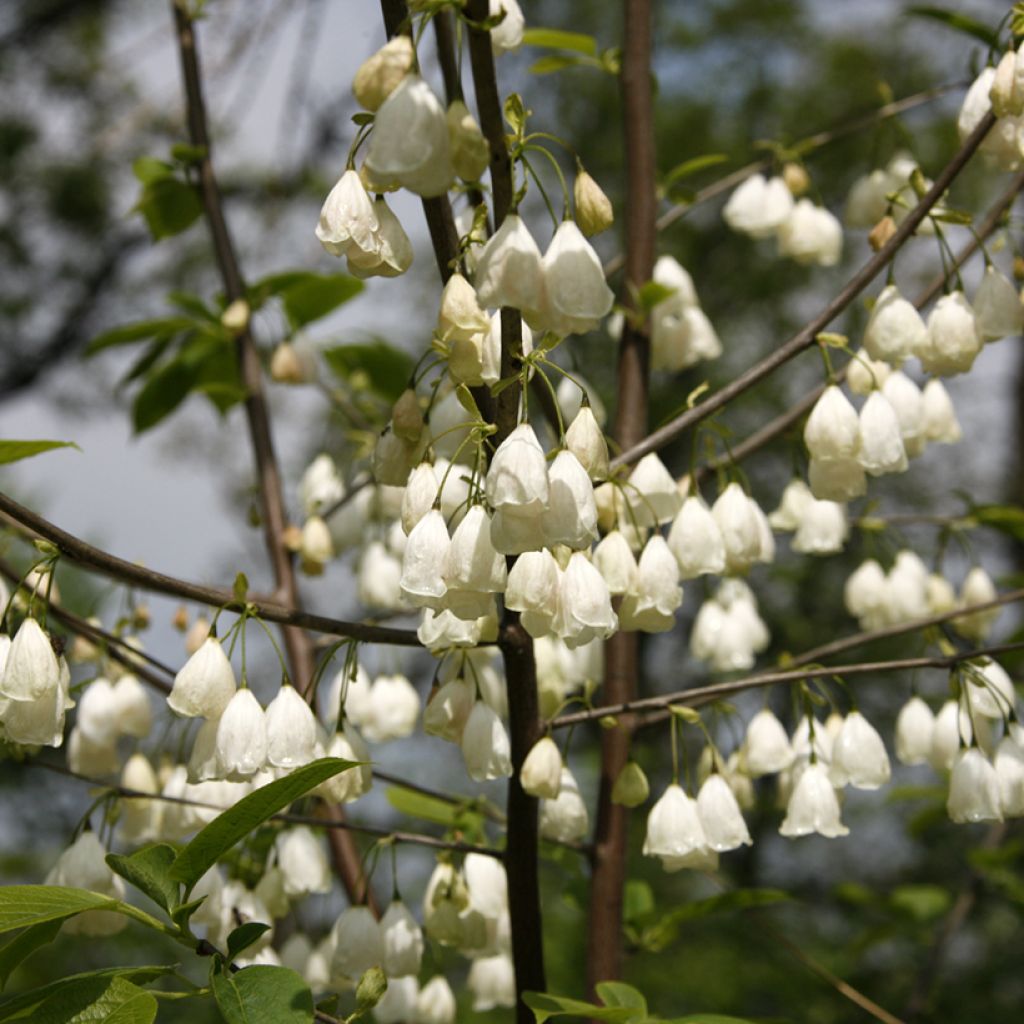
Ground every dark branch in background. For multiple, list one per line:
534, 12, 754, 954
463, 1, 546, 1013
601, 79, 966, 279
0, 492, 422, 646
0, 232, 144, 399
0, 0, 107, 51
588, 0, 657, 997
611, 111, 997, 469
695, 167, 1024, 483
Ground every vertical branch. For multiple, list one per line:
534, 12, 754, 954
587, 0, 657, 993
170, 0, 369, 910
465, 1, 546, 1015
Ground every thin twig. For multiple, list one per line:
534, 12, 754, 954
611, 111, 997, 469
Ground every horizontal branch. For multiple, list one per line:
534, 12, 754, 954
611, 111, 996, 469
602, 80, 965, 278
0, 492, 422, 647
552, 589, 1024, 728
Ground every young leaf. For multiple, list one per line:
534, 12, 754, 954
322, 342, 415, 403
906, 6, 1000, 48
226, 922, 272, 961
131, 357, 199, 434
596, 981, 648, 1013
134, 176, 203, 240
0, 919, 62, 990
211, 964, 314, 1024
385, 785, 459, 826
0, 886, 121, 935
131, 157, 174, 185
85, 317, 195, 355
662, 153, 729, 188
0, 440, 79, 465
530, 55, 589, 75
168, 757, 358, 893
28, 975, 157, 1024
105, 844, 180, 914
278, 272, 363, 328
523, 991, 638, 1023
971, 503, 1024, 542
521, 28, 598, 55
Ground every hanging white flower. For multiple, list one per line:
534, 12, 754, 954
380, 899, 424, 978
537, 220, 615, 337
947, 748, 1003, 823
742, 708, 794, 776
643, 783, 716, 871
779, 762, 848, 838
474, 213, 546, 322
331, 905, 385, 981
215, 689, 268, 779
830, 711, 891, 789
895, 696, 935, 766
921, 379, 962, 443
920, 292, 982, 377
265, 684, 318, 770
485, 423, 550, 515
315, 169, 379, 260
542, 450, 599, 549
461, 701, 513, 781
696, 773, 752, 851
776, 200, 842, 266
168, 637, 237, 719
863, 285, 926, 366
973, 264, 1023, 342
723, 174, 794, 238
539, 767, 590, 842
352, 35, 415, 112
858, 390, 908, 476
667, 495, 727, 578
520, 736, 563, 799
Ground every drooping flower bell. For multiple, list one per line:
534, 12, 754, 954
696, 773, 752, 851
804, 385, 860, 463
723, 174, 794, 238
777, 200, 843, 266
643, 783, 716, 871
380, 899, 424, 978
474, 213, 546, 322
573, 168, 614, 236
265, 683, 318, 770
461, 701, 513, 781
485, 423, 549, 515
863, 285, 926, 366
668, 495, 727, 578
315, 169, 379, 261
947, 747, 1003, 823
564, 402, 609, 479
895, 695, 935, 766
858, 390, 908, 476
352, 35, 415, 112
541, 449, 598, 549
830, 711, 891, 789
539, 767, 590, 842
537, 220, 615, 337
215, 688, 268, 779
168, 636, 237, 719
973, 264, 1023, 342
779, 762, 849, 838
920, 292, 982, 377
520, 736, 563, 799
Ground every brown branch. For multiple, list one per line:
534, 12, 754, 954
602, 80, 965, 278
611, 111, 997, 470
588, 0, 658, 997
0, 492, 421, 647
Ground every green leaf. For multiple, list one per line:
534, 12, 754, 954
666, 1017, 761, 1023
662, 153, 729, 188
596, 982, 647, 1013
276, 272, 363, 328
28, 976, 157, 1024
131, 157, 174, 185
0, 966, 173, 1023
889, 883, 951, 922
211, 965, 314, 1024
521, 28, 598, 55
529, 55, 590, 75
385, 786, 459, 827
85, 317, 196, 355
971, 503, 1024, 541
106, 844, 180, 914
322, 341, 415, 402
0, 440, 80, 465
0, 920, 62, 990
636, 281, 678, 313
623, 880, 654, 924
167, 290, 217, 321
523, 991, 638, 1023
906, 6, 1000, 48
640, 889, 790, 952
134, 177, 203, 240
233, 573, 249, 603
227, 922, 272, 961
0, 886, 121, 935
131, 356, 198, 434
170, 142, 207, 165
169, 758, 357, 893
503, 93, 528, 135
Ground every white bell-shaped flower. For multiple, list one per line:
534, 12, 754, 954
539, 766, 590, 842
844, 559, 887, 627
954, 568, 1001, 643
619, 535, 683, 633
538, 220, 615, 337
921, 379, 962, 443
777, 200, 842, 266
963, 658, 1016, 720
863, 285, 926, 366
696, 773, 752, 851
565, 403, 609, 480
461, 701, 512, 781
520, 736, 563, 799
927, 572, 958, 616
437, 272, 491, 342
844, 167, 891, 228
791, 498, 848, 555
363, 674, 420, 743
804, 385, 860, 462
847, 348, 891, 396
947, 747, 1003, 823
215, 689, 268, 779
277, 827, 331, 897
399, 509, 450, 606
168, 637, 237, 719
444, 505, 507, 594
401, 463, 439, 535
331, 905, 385, 981
424, 675, 475, 742
75, 677, 119, 746
447, 99, 490, 182
780, 762, 848, 837
265, 684, 318, 770
542, 450, 598, 549
668, 495, 727, 577
723, 174, 793, 238
921, 292, 982, 377
858, 390, 908, 476
315, 169, 379, 260
356, 541, 405, 612
46, 832, 127, 937
895, 695, 935, 766
381, 899, 424, 977
468, 954, 516, 1011
365, 74, 454, 197
643, 783, 715, 870
627, 453, 682, 527
474, 213, 546, 322
416, 976, 457, 1024
808, 456, 866, 503
593, 530, 639, 595
318, 722, 372, 803
743, 708, 793, 776
504, 549, 561, 638
711, 483, 762, 573
830, 711, 891, 789
768, 478, 814, 531
552, 552, 618, 648
882, 371, 926, 456
352, 35, 415, 112
485, 423, 549, 514
353, 197, 414, 279
111, 674, 152, 738
375, 976, 420, 1024
994, 736, 1024, 817
464, 851, 509, 919
299, 454, 344, 517
119, 753, 161, 843
929, 700, 968, 772
489, 0, 525, 52
973, 264, 1023, 341
0, 616, 61, 704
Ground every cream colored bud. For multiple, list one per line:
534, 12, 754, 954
172, 605, 189, 632
868, 215, 897, 252
220, 298, 250, 335
353, 36, 415, 112
184, 616, 210, 656
392, 388, 424, 443
132, 604, 151, 630
782, 162, 810, 196
447, 100, 490, 182
270, 342, 307, 384
358, 159, 400, 194
300, 516, 334, 574
611, 761, 650, 807
282, 524, 303, 552
573, 169, 614, 237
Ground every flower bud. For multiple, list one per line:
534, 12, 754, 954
611, 760, 649, 807
461, 701, 513, 781
564, 403, 609, 479
220, 298, 250, 335
573, 168, 614, 236
539, 767, 589, 842
437, 272, 490, 343
782, 161, 810, 196
868, 215, 897, 252
380, 899, 424, 977
300, 515, 334, 574
447, 100, 490, 182
520, 736, 563, 799
355, 966, 388, 1011
352, 35, 415, 112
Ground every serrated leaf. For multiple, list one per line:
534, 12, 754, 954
105, 844, 179, 914
169, 758, 357, 893
596, 981, 647, 1013
277, 272, 363, 328
906, 6, 1000, 48
322, 341, 415, 403
227, 922, 272, 961
521, 28, 598, 55
211, 965, 313, 1024
85, 317, 196, 355
0, 966, 173, 1023
134, 176, 203, 240
0, 919, 62, 990
0, 440, 80, 465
